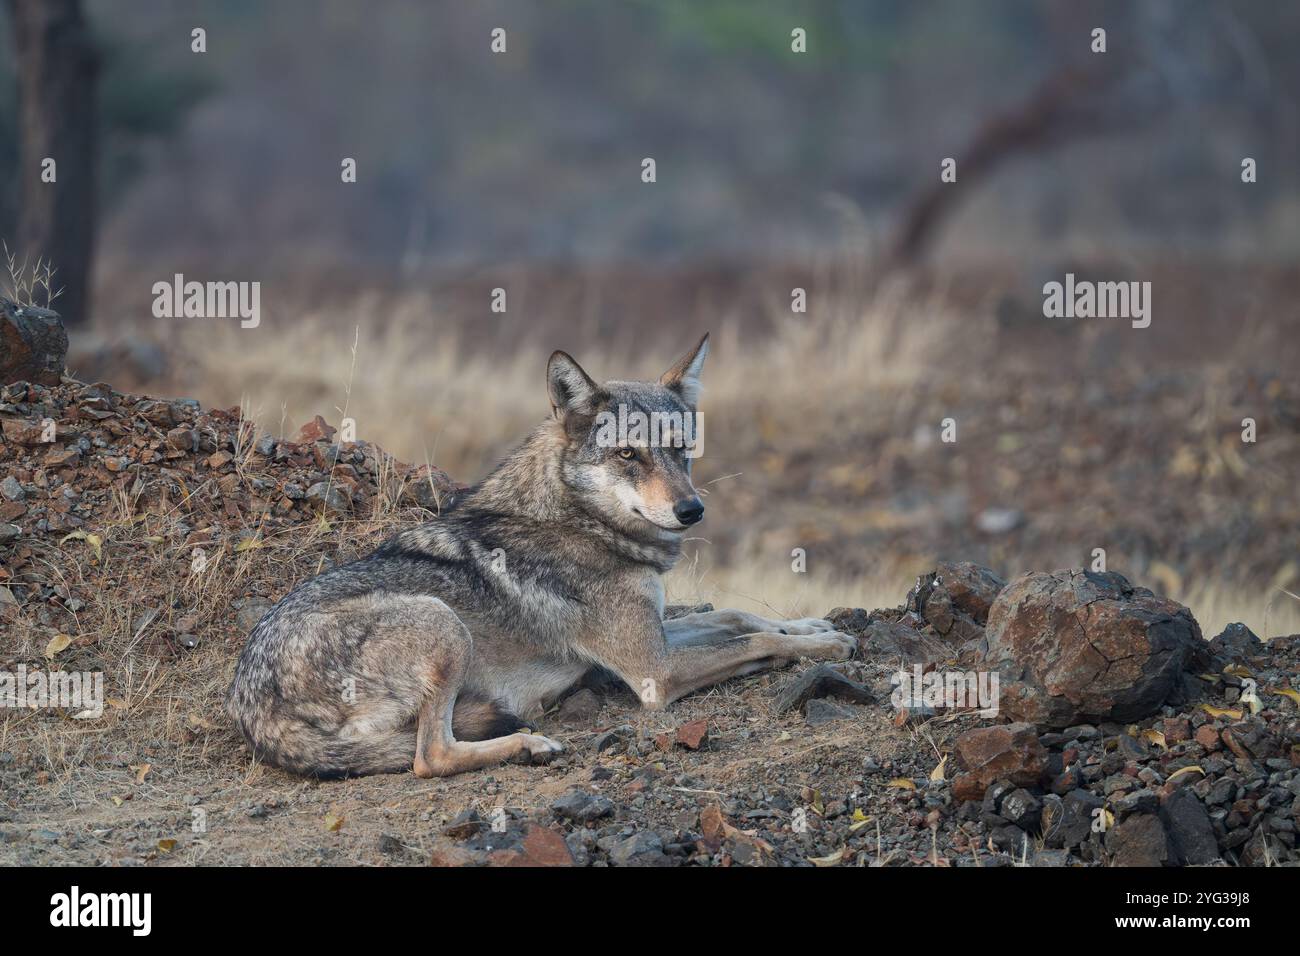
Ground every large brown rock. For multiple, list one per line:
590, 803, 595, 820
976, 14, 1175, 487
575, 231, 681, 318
983, 569, 1210, 729
1, 297, 67, 386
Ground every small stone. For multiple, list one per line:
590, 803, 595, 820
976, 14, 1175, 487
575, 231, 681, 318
306, 481, 351, 514
1000, 788, 1042, 828
0, 476, 24, 501
804, 698, 854, 727
296, 415, 337, 443
551, 788, 614, 824
442, 809, 481, 840
1106, 813, 1170, 866
675, 719, 708, 750
773, 663, 873, 715
556, 688, 600, 724
601, 831, 670, 867
1159, 789, 1219, 865
1195, 725, 1221, 751
592, 725, 633, 753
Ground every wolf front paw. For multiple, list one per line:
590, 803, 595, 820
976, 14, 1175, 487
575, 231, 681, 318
511, 733, 565, 765
771, 630, 857, 662
774, 617, 839, 635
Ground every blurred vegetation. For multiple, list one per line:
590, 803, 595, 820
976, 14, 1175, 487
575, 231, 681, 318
4, 0, 1298, 275
0, 10, 213, 226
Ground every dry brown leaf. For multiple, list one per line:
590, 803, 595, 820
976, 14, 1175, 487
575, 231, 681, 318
43, 634, 72, 659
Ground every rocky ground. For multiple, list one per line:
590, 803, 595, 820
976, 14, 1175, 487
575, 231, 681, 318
1, 375, 1299, 866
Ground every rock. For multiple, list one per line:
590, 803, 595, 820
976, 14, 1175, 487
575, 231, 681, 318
442, 809, 481, 839
556, 688, 600, 724
991, 824, 1030, 854
0, 523, 19, 544
401, 464, 456, 511
1239, 829, 1286, 867
296, 415, 336, 443
0, 297, 67, 386
1209, 622, 1263, 662
1195, 725, 1221, 751
951, 722, 1048, 801
1000, 788, 1042, 828
551, 788, 614, 824
430, 823, 576, 867
165, 427, 198, 451
1041, 789, 1104, 848
601, 830, 671, 867
1106, 813, 1170, 866
858, 620, 952, 664
0, 476, 25, 501
495, 824, 575, 867
906, 562, 1006, 641
377, 834, 405, 855
804, 699, 855, 727
1162, 717, 1192, 744
306, 481, 351, 514
592, 725, 633, 753
773, 663, 873, 715
1158, 789, 1219, 865
674, 719, 708, 750
983, 569, 1210, 728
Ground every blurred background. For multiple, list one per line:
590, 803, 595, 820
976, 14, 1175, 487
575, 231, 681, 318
2, 0, 1298, 632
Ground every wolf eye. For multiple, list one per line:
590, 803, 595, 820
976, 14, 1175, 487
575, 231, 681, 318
618, 448, 636, 460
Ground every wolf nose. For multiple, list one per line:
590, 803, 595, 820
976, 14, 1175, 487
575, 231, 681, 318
673, 498, 704, 526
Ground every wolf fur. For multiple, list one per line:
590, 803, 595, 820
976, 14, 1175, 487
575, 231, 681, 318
226, 334, 855, 777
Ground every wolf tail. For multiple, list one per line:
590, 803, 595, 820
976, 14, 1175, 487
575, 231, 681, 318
451, 693, 528, 741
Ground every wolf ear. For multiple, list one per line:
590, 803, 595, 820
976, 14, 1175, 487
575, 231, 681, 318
659, 333, 710, 407
547, 350, 601, 421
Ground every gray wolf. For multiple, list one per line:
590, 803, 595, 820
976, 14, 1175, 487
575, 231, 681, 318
225, 335, 856, 777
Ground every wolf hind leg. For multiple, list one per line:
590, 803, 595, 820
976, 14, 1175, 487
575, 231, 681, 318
379, 598, 562, 778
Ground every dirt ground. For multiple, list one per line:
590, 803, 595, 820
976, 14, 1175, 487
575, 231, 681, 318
0, 658, 945, 867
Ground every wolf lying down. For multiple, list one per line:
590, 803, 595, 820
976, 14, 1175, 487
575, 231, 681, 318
226, 335, 856, 777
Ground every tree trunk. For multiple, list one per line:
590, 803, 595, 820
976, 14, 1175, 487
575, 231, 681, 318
7, 0, 98, 324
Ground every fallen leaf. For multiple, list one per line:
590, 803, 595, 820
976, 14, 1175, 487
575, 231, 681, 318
1199, 704, 1243, 720
1140, 728, 1167, 749
1167, 766, 1205, 783
324, 813, 344, 832
157, 838, 176, 853
887, 778, 917, 790
929, 755, 947, 782
43, 633, 72, 659
1223, 664, 1253, 679
1269, 687, 1300, 707
849, 809, 873, 832
235, 537, 262, 552
807, 848, 845, 867
130, 763, 152, 784
60, 529, 103, 562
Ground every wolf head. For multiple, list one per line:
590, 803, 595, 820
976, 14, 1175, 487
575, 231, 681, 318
547, 334, 709, 537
